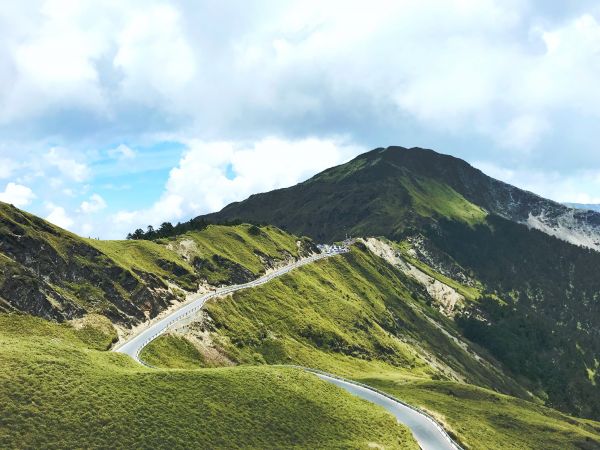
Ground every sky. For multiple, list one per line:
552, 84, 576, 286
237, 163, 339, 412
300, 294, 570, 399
1, 0, 600, 238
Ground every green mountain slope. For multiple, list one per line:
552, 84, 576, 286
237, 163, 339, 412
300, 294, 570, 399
0, 201, 310, 325
194, 146, 600, 421
200, 146, 600, 248
141, 245, 600, 449
0, 313, 418, 449
201, 148, 487, 241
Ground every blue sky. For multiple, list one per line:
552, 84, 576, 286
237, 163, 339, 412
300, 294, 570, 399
1, 0, 600, 238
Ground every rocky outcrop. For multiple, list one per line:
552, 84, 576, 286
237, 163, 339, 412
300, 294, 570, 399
361, 237, 465, 316
0, 203, 178, 325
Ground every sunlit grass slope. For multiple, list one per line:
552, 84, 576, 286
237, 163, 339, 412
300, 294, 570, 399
0, 313, 418, 449
87, 223, 303, 288
364, 378, 600, 450
0, 200, 309, 324
201, 246, 520, 392
144, 245, 600, 449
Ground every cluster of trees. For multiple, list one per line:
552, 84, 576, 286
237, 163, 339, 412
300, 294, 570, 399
126, 218, 267, 241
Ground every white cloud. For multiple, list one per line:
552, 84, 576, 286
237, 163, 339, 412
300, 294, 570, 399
497, 115, 550, 152
111, 137, 363, 233
113, 3, 196, 103
45, 203, 74, 229
107, 144, 136, 160
472, 161, 600, 204
0, 158, 19, 179
0, 182, 36, 207
45, 147, 90, 182
79, 193, 106, 213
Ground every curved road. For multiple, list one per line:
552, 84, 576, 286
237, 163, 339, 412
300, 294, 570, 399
114, 250, 346, 361
113, 249, 461, 450
313, 372, 460, 450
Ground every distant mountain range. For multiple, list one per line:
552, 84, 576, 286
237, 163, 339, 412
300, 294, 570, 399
565, 202, 600, 213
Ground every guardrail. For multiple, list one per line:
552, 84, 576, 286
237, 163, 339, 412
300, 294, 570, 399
117, 249, 350, 361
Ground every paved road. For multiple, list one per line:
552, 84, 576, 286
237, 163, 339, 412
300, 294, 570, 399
114, 250, 347, 361
314, 372, 461, 450
113, 247, 462, 450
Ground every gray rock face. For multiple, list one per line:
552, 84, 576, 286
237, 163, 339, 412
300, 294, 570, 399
0, 203, 177, 325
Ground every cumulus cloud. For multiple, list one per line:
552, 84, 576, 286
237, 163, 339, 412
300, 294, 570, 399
45, 203, 74, 229
79, 193, 107, 214
107, 144, 136, 160
2, 1, 600, 237
111, 137, 363, 233
0, 182, 36, 207
1, 0, 599, 159
45, 147, 90, 182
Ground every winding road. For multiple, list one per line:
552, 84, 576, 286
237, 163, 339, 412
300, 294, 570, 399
113, 248, 461, 450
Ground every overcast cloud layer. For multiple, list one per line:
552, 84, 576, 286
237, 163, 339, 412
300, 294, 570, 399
1, 0, 600, 238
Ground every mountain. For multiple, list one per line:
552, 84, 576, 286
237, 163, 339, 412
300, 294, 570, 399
201, 146, 600, 250
196, 146, 600, 420
566, 203, 600, 213
0, 201, 314, 325
4, 146, 600, 448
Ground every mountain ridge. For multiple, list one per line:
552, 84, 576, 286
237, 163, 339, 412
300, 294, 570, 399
200, 146, 600, 250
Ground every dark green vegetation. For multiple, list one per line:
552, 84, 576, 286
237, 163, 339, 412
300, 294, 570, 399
201, 147, 487, 242
0, 313, 419, 449
198, 146, 600, 421
145, 247, 600, 449
200, 146, 599, 243
0, 200, 308, 325
428, 216, 600, 419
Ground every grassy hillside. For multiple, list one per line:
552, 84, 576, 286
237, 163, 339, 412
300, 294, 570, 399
195, 146, 600, 421
141, 247, 600, 449
0, 313, 419, 449
200, 149, 487, 242
366, 378, 600, 450
0, 201, 310, 326
196, 246, 521, 392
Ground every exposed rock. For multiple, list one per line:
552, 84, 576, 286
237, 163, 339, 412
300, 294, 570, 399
362, 237, 464, 316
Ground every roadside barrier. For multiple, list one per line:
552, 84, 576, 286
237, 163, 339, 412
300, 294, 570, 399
116, 249, 349, 361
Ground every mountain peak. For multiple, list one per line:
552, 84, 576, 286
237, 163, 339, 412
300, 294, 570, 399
199, 146, 600, 249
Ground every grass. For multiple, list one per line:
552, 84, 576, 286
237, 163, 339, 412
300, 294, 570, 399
87, 223, 301, 289
362, 378, 600, 450
0, 313, 418, 449
142, 246, 600, 449
140, 333, 207, 369
1, 200, 308, 325
163, 224, 301, 284
86, 238, 197, 290
398, 173, 487, 226
191, 246, 526, 394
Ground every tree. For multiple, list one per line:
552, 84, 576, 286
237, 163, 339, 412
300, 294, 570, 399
159, 222, 174, 236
